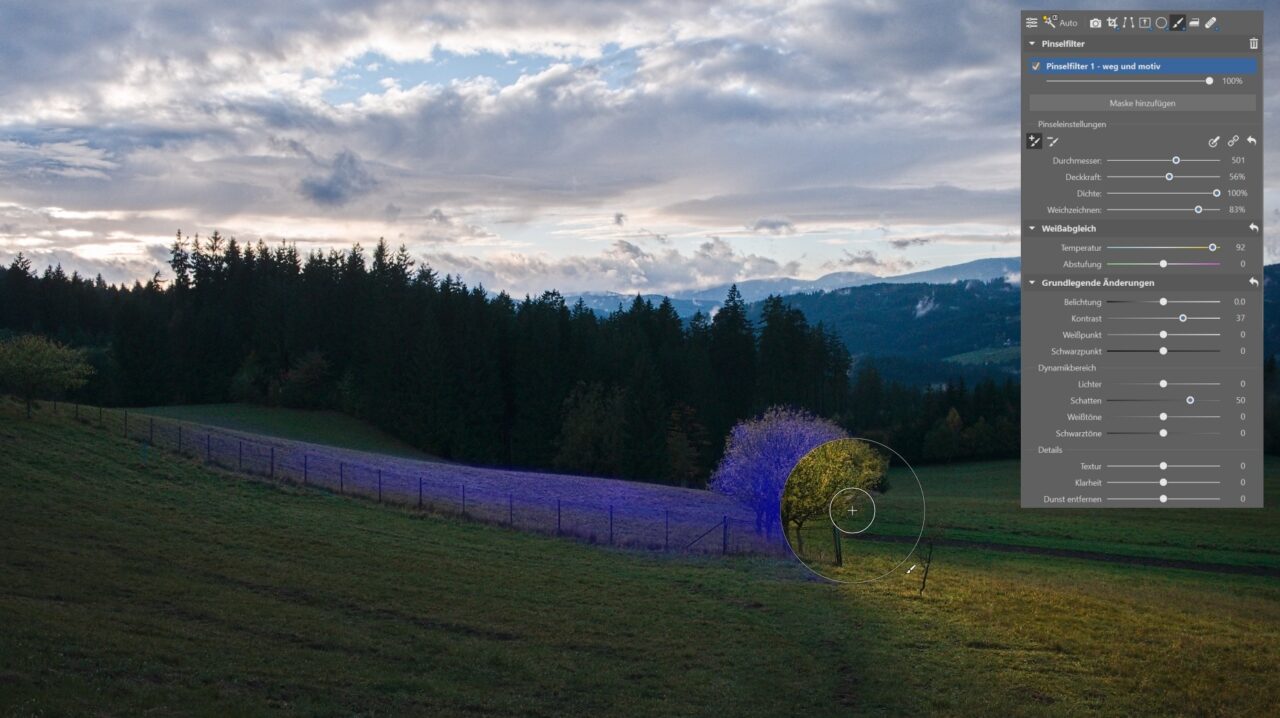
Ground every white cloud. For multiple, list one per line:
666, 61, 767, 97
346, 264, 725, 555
824, 249, 914, 275
424, 236, 799, 295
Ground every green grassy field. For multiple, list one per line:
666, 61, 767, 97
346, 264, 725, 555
3, 401, 1279, 715
138, 403, 437, 461
943, 345, 1020, 366
871, 460, 1280, 570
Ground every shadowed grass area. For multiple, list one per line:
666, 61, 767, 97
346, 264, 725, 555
2, 400, 1278, 716
0, 401, 861, 716
137, 403, 437, 461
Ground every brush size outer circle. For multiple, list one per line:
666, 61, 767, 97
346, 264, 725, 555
780, 437, 926, 585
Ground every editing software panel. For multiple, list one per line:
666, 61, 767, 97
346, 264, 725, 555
1021, 11, 1264, 508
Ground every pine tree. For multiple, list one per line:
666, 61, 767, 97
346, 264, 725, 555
664, 402, 710, 487
756, 295, 808, 408
554, 382, 624, 476
621, 356, 668, 481
708, 285, 756, 444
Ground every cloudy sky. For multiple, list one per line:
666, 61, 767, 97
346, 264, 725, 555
0, 1, 1275, 294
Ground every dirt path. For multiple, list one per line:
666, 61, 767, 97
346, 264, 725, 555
856, 533, 1279, 577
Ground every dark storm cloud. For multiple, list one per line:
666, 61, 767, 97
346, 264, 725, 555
749, 218, 795, 235
298, 150, 378, 206
889, 237, 933, 250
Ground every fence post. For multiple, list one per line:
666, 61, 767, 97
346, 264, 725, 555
377, 470, 382, 503
270, 447, 276, 480
75, 403, 79, 420
339, 463, 345, 495
508, 494, 513, 525
303, 455, 309, 485
722, 516, 729, 555
664, 510, 670, 552
609, 505, 614, 546
461, 485, 466, 516
123, 410, 128, 438
556, 499, 562, 535
418, 477, 423, 509
206, 434, 211, 463
832, 525, 843, 567
918, 541, 933, 596
178, 425, 183, 453
238, 441, 243, 471
98, 405, 103, 423
149, 417, 154, 446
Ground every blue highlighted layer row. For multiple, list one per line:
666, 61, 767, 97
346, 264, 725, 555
1030, 57, 1257, 75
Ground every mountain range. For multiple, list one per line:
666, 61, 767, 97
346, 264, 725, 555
566, 257, 1277, 386
565, 257, 1022, 317
760, 263, 1279, 385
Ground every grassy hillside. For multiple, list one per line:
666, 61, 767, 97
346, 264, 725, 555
3, 401, 1279, 715
138, 403, 436, 461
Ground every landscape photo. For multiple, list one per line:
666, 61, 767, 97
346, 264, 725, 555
2, 2, 1278, 716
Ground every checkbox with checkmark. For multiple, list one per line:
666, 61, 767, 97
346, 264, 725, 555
1031, 61, 1041, 71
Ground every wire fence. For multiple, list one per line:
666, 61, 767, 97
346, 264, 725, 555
47, 401, 789, 558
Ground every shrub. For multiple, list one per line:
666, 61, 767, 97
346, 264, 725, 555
709, 406, 846, 537
0, 334, 94, 418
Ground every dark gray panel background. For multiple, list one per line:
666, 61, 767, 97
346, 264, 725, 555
1021, 10, 1263, 508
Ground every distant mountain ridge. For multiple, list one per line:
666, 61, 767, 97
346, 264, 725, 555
566, 260, 1280, 387
757, 263, 1280, 384
566, 256, 1021, 317
563, 292, 712, 318
754, 277, 1021, 367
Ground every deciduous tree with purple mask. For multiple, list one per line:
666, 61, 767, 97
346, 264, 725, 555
709, 406, 847, 538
